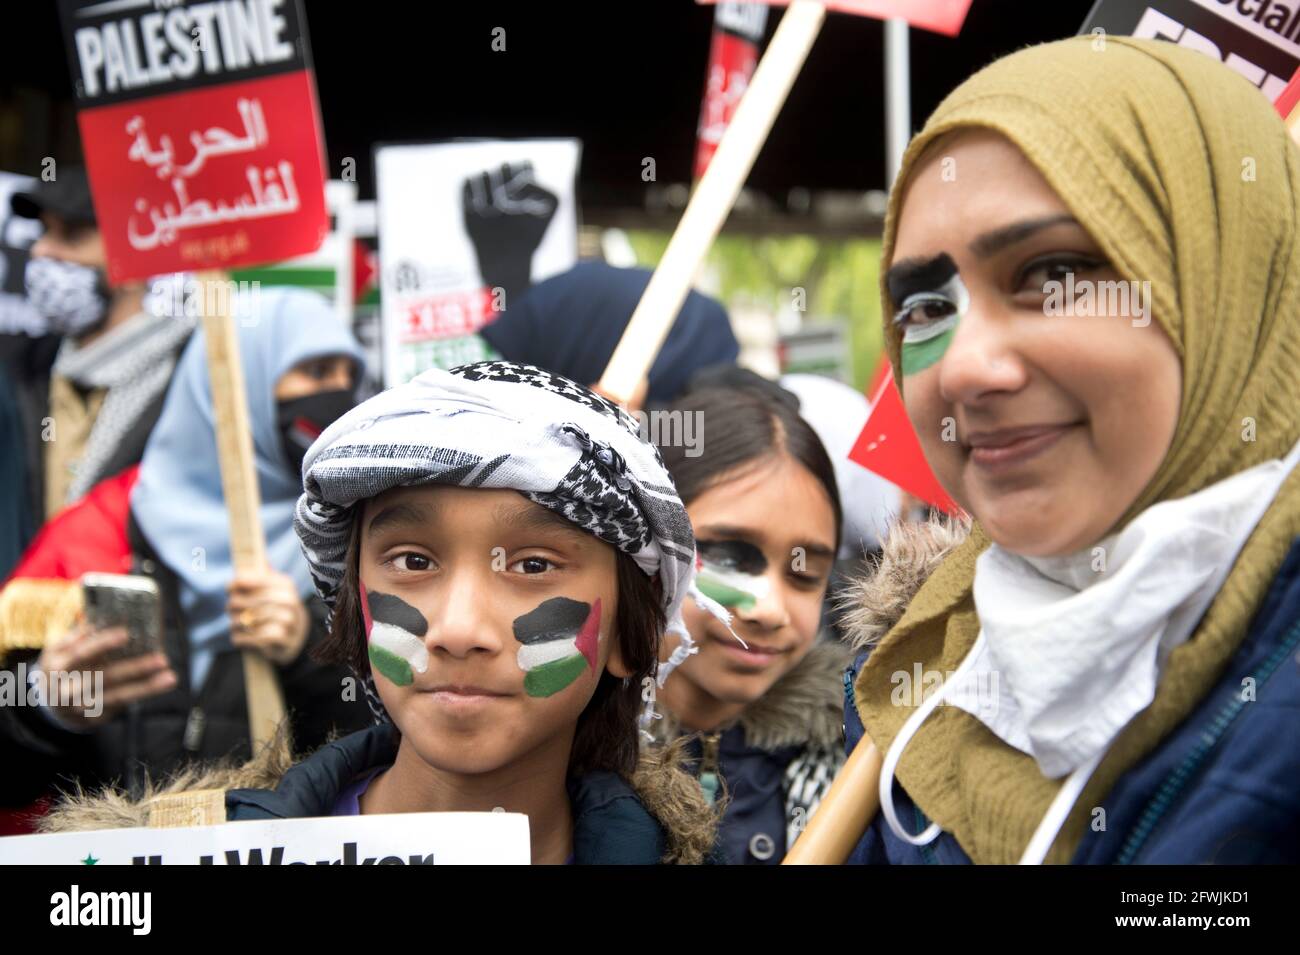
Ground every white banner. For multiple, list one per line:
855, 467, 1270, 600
375, 138, 580, 385
0, 811, 531, 865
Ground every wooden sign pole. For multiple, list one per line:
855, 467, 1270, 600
595, 0, 827, 403
782, 738, 882, 864
599, 0, 886, 863
198, 269, 286, 752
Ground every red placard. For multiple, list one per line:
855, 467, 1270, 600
58, 0, 327, 283
695, 3, 768, 180
849, 360, 963, 514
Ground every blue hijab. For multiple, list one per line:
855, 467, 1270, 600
131, 287, 366, 692
479, 261, 739, 403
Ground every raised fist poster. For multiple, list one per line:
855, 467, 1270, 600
375, 138, 581, 385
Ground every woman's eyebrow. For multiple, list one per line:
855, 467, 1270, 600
886, 215, 1082, 302
366, 500, 439, 535
967, 213, 1079, 258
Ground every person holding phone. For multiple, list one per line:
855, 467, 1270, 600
0, 287, 372, 816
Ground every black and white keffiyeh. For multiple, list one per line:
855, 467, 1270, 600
52, 282, 195, 503
294, 360, 729, 726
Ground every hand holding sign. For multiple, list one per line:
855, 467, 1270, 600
226, 569, 309, 667
461, 161, 558, 304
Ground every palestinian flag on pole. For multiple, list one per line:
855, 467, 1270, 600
514, 597, 601, 698
694, 553, 770, 611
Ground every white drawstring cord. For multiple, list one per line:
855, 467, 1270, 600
1018, 749, 1105, 865
879, 631, 987, 846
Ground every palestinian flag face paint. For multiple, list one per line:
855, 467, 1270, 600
513, 597, 601, 698
694, 540, 770, 611
360, 585, 430, 687
887, 252, 970, 376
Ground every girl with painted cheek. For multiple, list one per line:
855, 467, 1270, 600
227, 362, 725, 864
843, 37, 1300, 865
648, 385, 846, 865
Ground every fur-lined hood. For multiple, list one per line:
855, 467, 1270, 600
650, 636, 854, 752
838, 517, 971, 653
38, 722, 718, 865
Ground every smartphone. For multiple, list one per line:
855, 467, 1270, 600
80, 573, 164, 662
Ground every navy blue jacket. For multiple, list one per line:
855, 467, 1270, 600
844, 537, 1300, 864
680, 727, 801, 865
226, 723, 672, 864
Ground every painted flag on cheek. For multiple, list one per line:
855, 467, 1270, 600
361, 585, 430, 687
694, 554, 770, 611
514, 597, 601, 698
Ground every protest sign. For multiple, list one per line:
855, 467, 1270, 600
0, 811, 531, 865
232, 178, 358, 329
695, 2, 769, 180
375, 138, 580, 385
57, 0, 329, 283
1081, 0, 1300, 100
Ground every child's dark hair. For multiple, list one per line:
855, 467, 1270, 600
313, 510, 664, 781
656, 384, 843, 547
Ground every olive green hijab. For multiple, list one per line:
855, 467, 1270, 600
856, 36, 1300, 863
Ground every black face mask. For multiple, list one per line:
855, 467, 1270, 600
25, 256, 112, 337
276, 389, 356, 478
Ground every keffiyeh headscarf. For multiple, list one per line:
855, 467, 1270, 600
294, 360, 731, 726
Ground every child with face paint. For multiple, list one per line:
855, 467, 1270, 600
647, 384, 847, 864
841, 38, 1300, 865
194, 361, 723, 864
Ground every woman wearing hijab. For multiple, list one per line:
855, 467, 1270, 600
842, 37, 1300, 864
0, 288, 372, 813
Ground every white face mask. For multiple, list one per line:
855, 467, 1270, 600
24, 256, 110, 336
877, 436, 1300, 863
952, 435, 1300, 779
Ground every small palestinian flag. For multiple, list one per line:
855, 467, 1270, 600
514, 597, 601, 698
694, 553, 770, 611
361, 585, 430, 687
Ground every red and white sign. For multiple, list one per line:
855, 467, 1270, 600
695, 3, 769, 180
58, 0, 328, 283
375, 139, 580, 385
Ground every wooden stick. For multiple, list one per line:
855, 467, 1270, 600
782, 738, 882, 865
198, 270, 285, 751
595, 0, 827, 403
